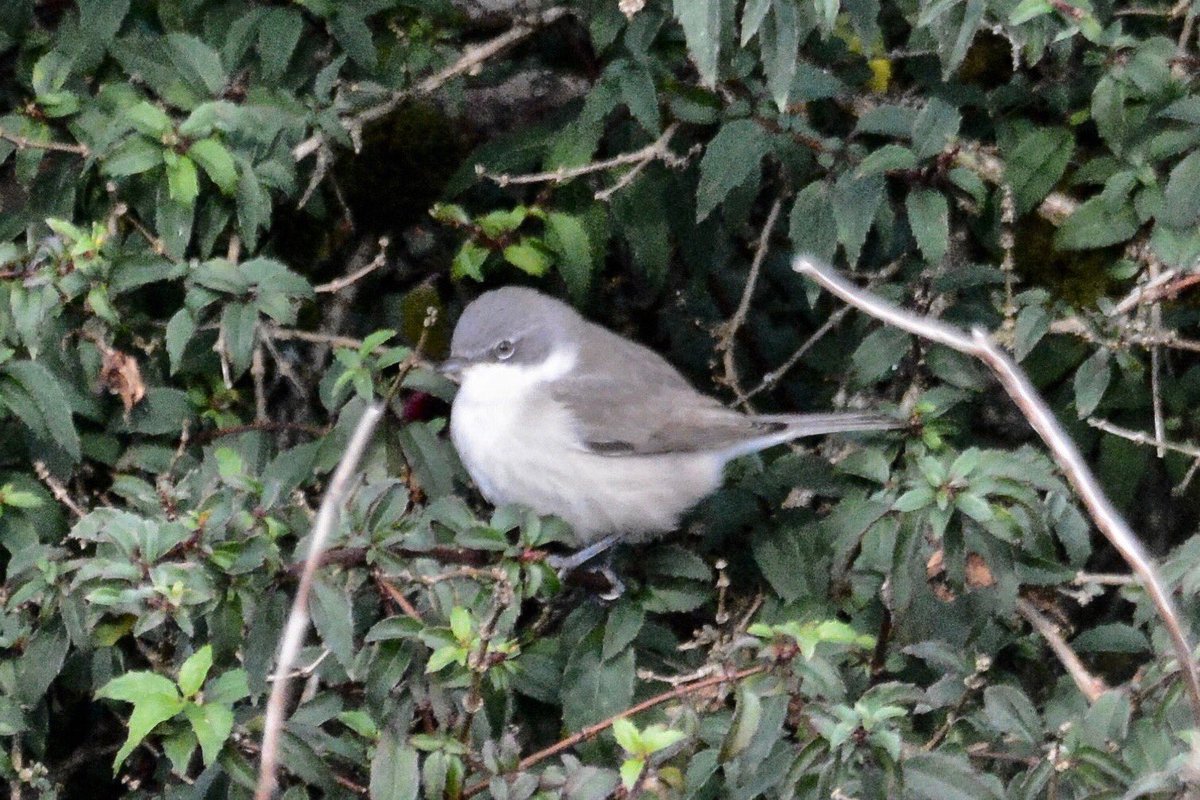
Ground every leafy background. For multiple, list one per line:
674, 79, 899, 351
1, 0, 1200, 797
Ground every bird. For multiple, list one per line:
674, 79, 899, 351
439, 286, 901, 568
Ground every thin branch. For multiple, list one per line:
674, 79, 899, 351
33, 460, 84, 519
1088, 417, 1200, 460
715, 195, 785, 407
479, 123, 681, 189
1074, 571, 1136, 586
1108, 267, 1181, 317
1016, 598, 1107, 703
290, 6, 572, 161
793, 254, 1200, 727
461, 664, 768, 798
314, 237, 390, 294
255, 403, 385, 800
266, 327, 365, 350
0, 128, 89, 156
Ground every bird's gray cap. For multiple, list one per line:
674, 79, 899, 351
442, 287, 582, 374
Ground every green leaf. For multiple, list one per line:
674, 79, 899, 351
449, 607, 473, 642
912, 98, 961, 159
426, 645, 465, 673
103, 137, 163, 177
0, 361, 81, 462
371, 735, 419, 800
312, 577, 357, 673
720, 685, 762, 761
165, 309, 196, 374
562, 642, 635, 729
741, 0, 771, 43
1013, 304, 1049, 362
612, 717, 640, 753
545, 211, 594, 299
220, 301, 258, 379
832, 172, 885, 263
502, 238, 552, 276
166, 33, 227, 96
619, 758, 645, 791
673, 0, 722, 86
696, 119, 769, 221
1073, 348, 1111, 418
856, 144, 917, 177
1161, 150, 1200, 229
182, 701, 234, 765
905, 188, 949, 263
1055, 195, 1139, 250
852, 326, 911, 383
602, 602, 645, 660
789, 180, 838, 261
165, 153, 200, 206
99, 673, 185, 770
258, 8, 304, 82
903, 751, 1002, 800
1092, 74, 1127, 153
162, 729, 197, 776
1005, 128, 1074, 215
237, 166, 271, 250
761, 0, 801, 110
1009, 0, 1052, 24
126, 101, 174, 137
177, 645, 213, 698
187, 138, 238, 194
982, 685, 1041, 744
451, 241, 489, 281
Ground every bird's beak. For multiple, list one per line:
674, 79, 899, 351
438, 356, 470, 381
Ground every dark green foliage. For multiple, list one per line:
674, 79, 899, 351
1, 0, 1200, 798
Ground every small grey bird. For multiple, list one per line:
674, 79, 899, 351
440, 287, 900, 566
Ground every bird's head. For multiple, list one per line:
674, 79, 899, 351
439, 287, 581, 383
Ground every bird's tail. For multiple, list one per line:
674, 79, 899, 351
763, 411, 906, 438
722, 410, 904, 459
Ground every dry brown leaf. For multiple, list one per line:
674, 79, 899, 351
99, 348, 147, 415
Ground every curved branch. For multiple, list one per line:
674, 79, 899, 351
793, 254, 1200, 727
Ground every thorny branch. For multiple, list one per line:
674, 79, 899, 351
478, 123, 686, 200
715, 195, 785, 408
461, 664, 769, 798
1016, 598, 1107, 703
793, 254, 1200, 726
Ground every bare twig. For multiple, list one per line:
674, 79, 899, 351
744, 261, 901, 401
479, 123, 683, 199
0, 128, 89, 156
793, 254, 1200, 727
251, 343, 268, 423
461, 664, 768, 797
1016, 598, 1107, 703
314, 237, 390, 294
254, 403, 385, 800
1074, 571, 1136, 586
1088, 417, 1200, 460
1108, 268, 1181, 317
715, 195, 785, 407
291, 7, 570, 164
266, 327, 365, 351
32, 461, 84, 519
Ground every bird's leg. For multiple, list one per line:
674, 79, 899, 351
546, 533, 622, 572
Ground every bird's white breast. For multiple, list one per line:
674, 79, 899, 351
449, 349, 580, 502
448, 348, 724, 545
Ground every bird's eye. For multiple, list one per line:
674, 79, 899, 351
494, 339, 515, 360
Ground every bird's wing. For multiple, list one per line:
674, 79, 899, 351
550, 319, 900, 456
550, 371, 781, 455
545, 321, 783, 454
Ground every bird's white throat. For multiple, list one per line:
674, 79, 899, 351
449, 347, 579, 501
